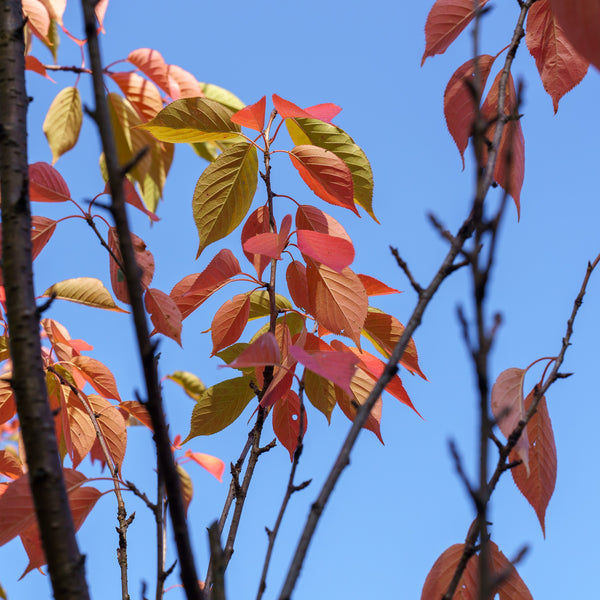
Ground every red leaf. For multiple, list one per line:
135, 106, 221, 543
231, 96, 266, 132
0, 450, 24, 480
243, 232, 281, 260
444, 54, 496, 167
481, 71, 525, 218
260, 367, 295, 409
491, 367, 529, 473
357, 274, 400, 296
25, 55, 55, 82
0, 379, 17, 425
127, 48, 180, 98
71, 355, 122, 402
104, 179, 160, 222
550, 0, 600, 72
184, 449, 225, 482
170, 248, 241, 320
489, 542, 533, 599
422, 0, 490, 65
286, 260, 312, 314
224, 332, 281, 369
242, 206, 272, 279
211, 294, 251, 355
295, 205, 352, 242
289, 145, 356, 214
272, 94, 313, 119
145, 288, 183, 345
29, 162, 71, 202
166, 64, 203, 99
296, 230, 354, 273
273, 390, 307, 461
108, 71, 163, 121
527, 0, 589, 113
31, 216, 56, 260
421, 544, 478, 600
119, 400, 153, 429
304, 103, 342, 123
510, 393, 557, 537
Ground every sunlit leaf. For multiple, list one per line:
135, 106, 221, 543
167, 64, 203, 98
177, 464, 193, 516
184, 449, 225, 482
273, 390, 307, 461
22, 0, 51, 45
127, 48, 178, 97
247, 290, 292, 319
286, 260, 312, 314
224, 332, 281, 369
297, 230, 354, 273
0, 379, 17, 425
71, 355, 121, 402
42, 277, 127, 312
87, 394, 127, 469
119, 400, 153, 430
295, 204, 352, 242
43, 87, 82, 164
0, 450, 24, 480
145, 288, 183, 345
421, 544, 478, 600
357, 274, 400, 296
109, 71, 163, 121
242, 206, 274, 279
231, 96, 266, 132
29, 162, 71, 202
25, 55, 55, 81
199, 82, 245, 111
210, 293, 251, 355
165, 371, 206, 400
31, 215, 56, 260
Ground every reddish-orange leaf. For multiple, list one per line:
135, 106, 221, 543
295, 205, 352, 242
63, 389, 96, 467
71, 355, 122, 402
166, 64, 203, 99
290, 345, 358, 397
127, 48, 179, 98
231, 96, 266, 132
297, 230, 354, 273
0, 379, 16, 425
145, 288, 183, 345
272, 94, 313, 119
0, 450, 23, 480
286, 260, 312, 314
422, 0, 489, 65
307, 262, 368, 347
243, 232, 282, 260
491, 367, 529, 474
260, 366, 295, 409
211, 293, 251, 355
104, 179, 160, 222
550, 0, 600, 72
289, 145, 356, 214
527, 0, 589, 113
109, 71, 163, 121
108, 227, 155, 304
25, 55, 55, 82
444, 54, 496, 167
170, 248, 241, 320
273, 389, 307, 461
363, 308, 427, 379
304, 103, 342, 123
357, 274, 400, 296
184, 449, 225, 482
421, 544, 478, 600
29, 162, 71, 202
242, 206, 272, 279
510, 393, 556, 537
119, 400, 153, 430
481, 71, 525, 218
489, 542, 533, 599
87, 394, 127, 469
224, 332, 281, 369
31, 216, 56, 260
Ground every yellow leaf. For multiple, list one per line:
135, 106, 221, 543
42, 277, 127, 312
43, 87, 82, 163
166, 371, 206, 400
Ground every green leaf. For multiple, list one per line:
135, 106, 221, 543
193, 142, 258, 257
248, 290, 293, 319
287, 118, 377, 222
199, 83, 245, 111
139, 97, 241, 143
42, 278, 127, 312
43, 87, 82, 164
184, 376, 255, 438
166, 371, 206, 400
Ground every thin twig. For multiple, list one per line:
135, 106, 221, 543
390, 247, 423, 294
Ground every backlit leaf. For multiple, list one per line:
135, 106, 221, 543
185, 376, 255, 438
272, 94, 313, 119
145, 288, 183, 345
87, 394, 127, 469
25, 55, 55, 81
29, 162, 71, 202
106, 179, 160, 222
184, 449, 225, 482
357, 274, 400, 296
0, 379, 17, 425
193, 142, 258, 257
199, 82, 245, 111
63, 389, 96, 468
304, 370, 336, 422
0, 450, 23, 480
527, 0, 589, 113
177, 465, 193, 516
491, 367, 529, 474
127, 48, 178, 98
166, 371, 206, 400
297, 230, 354, 273
510, 393, 556, 537
273, 390, 307, 461
22, 0, 51, 45
71, 356, 121, 402
421, 0, 490, 65
295, 205, 352, 242
421, 544, 478, 600
242, 206, 272, 279
231, 96, 266, 131
260, 366, 295, 409
224, 332, 281, 369
43, 87, 82, 164
286, 260, 312, 313
211, 293, 251, 355
31, 215, 56, 260
248, 290, 292, 320
119, 400, 153, 429
42, 277, 126, 312
140, 97, 241, 143
304, 103, 342, 123
167, 65, 203, 98
287, 118, 376, 221
109, 71, 163, 121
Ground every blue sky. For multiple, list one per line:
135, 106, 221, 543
3, 1, 599, 598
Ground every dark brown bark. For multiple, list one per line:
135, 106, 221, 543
0, 3, 90, 600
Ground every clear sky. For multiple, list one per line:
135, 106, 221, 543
3, 1, 599, 599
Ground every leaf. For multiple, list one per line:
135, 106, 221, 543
166, 64, 203, 98
296, 230, 354, 273
108, 227, 155, 304
304, 103, 342, 123
357, 274, 400, 296
421, 0, 490, 65
0, 450, 24, 480
107, 178, 160, 222
87, 394, 127, 469
526, 0, 589, 113
71, 355, 121, 402
193, 142, 258, 257
421, 544, 478, 600
490, 367, 529, 474
231, 96, 266, 131
63, 388, 96, 468
248, 291, 293, 320
363, 307, 427, 379
127, 48, 179, 98
272, 94, 314, 119
184, 449, 225, 482
550, 0, 600, 72
29, 162, 71, 202
42, 277, 127, 312
444, 54, 496, 167
170, 248, 241, 319
22, 0, 51, 45
119, 400, 153, 429
0, 379, 17, 425
286, 260, 312, 313
184, 376, 255, 439
481, 71, 525, 218
177, 465, 193, 516
289, 145, 356, 214
510, 393, 556, 537
25, 55, 55, 81
273, 390, 307, 461
139, 97, 241, 143
43, 87, 83, 164
287, 118, 376, 221
31, 215, 56, 260
145, 288, 183, 345
199, 82, 245, 111
109, 71, 164, 121
211, 293, 251, 355
260, 366, 295, 409
304, 370, 337, 422
241, 206, 272, 279
224, 332, 281, 369
165, 371, 206, 400
295, 204, 352, 242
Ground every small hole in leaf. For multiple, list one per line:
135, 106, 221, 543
292, 414, 298, 421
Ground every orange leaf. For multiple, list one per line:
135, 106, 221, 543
231, 96, 266, 132
550, 0, 600, 72
25, 55, 55, 82
29, 162, 71, 202
357, 274, 400, 296
109, 71, 163, 121
224, 332, 281, 369
22, 0, 51, 45
421, 544, 478, 600
490, 367, 529, 474
119, 400, 153, 430
510, 393, 556, 537
272, 94, 313, 119
303, 103, 342, 123
489, 542, 533, 599
145, 288, 183, 345
289, 145, 356, 214
242, 206, 272, 279
87, 394, 127, 469
166, 64, 203, 99
63, 388, 96, 467
273, 390, 307, 461
184, 449, 225, 482
421, 0, 490, 65
0, 379, 17, 425
127, 48, 179, 98
444, 54, 496, 167
527, 0, 589, 113
71, 355, 122, 402
31, 216, 56, 260
295, 205, 352, 242
286, 260, 312, 314
211, 293, 251, 355
297, 230, 354, 273
0, 450, 24, 480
